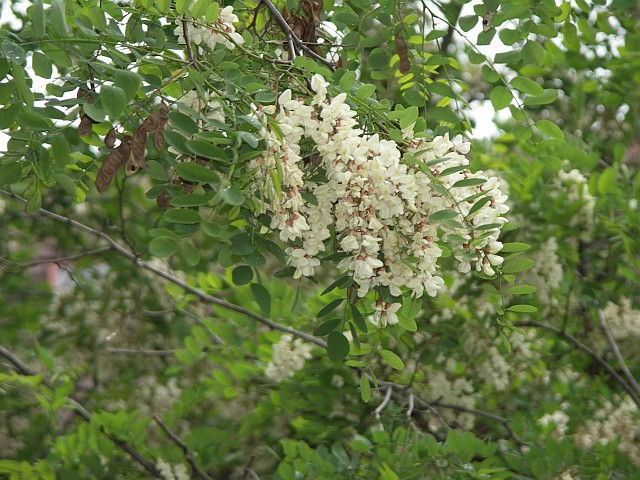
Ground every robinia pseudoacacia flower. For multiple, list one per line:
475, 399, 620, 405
250, 75, 509, 325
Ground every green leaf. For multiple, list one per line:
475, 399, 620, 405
2, 41, 26, 65
175, 0, 189, 13
535, 119, 564, 139
360, 375, 371, 403
164, 208, 201, 224
32, 52, 52, 78
317, 298, 345, 318
494, 49, 522, 64
169, 111, 199, 135
522, 40, 545, 66
598, 167, 617, 194
379, 349, 404, 370
219, 185, 244, 205
327, 332, 349, 361
351, 304, 368, 333
175, 162, 220, 183
452, 178, 487, 188
232, 265, 253, 285
507, 304, 538, 313
100, 85, 127, 119
28, 0, 46, 37
181, 242, 200, 265
185, 140, 225, 160
229, 234, 254, 255
510, 76, 544, 96
507, 285, 537, 295
191, 0, 209, 18
490, 86, 513, 110
0, 163, 22, 185
149, 237, 178, 257
115, 70, 141, 102
50, 0, 69, 35
459, 15, 478, 32
339, 71, 357, 91
205, 2, 220, 22
16, 112, 51, 131
355, 84, 376, 100
500, 242, 530, 253
429, 209, 459, 221
501, 258, 535, 274
251, 283, 271, 316
313, 318, 341, 336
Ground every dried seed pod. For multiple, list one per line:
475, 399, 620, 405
482, 12, 494, 32
154, 103, 170, 149
104, 128, 117, 148
131, 126, 149, 169
395, 34, 410, 74
78, 115, 94, 137
95, 135, 133, 193
140, 111, 160, 133
156, 190, 171, 208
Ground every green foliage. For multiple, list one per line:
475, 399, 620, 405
1, 0, 639, 479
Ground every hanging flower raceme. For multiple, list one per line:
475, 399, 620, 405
250, 74, 509, 311
174, 6, 244, 52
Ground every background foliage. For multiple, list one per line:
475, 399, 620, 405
1, 0, 639, 478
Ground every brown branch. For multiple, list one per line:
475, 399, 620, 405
0, 190, 327, 350
181, 18, 201, 71
597, 309, 640, 398
0, 346, 163, 478
0, 247, 112, 269
514, 320, 640, 407
153, 415, 214, 480
261, 0, 335, 70
105, 348, 175, 356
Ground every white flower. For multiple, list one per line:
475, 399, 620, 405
265, 334, 313, 383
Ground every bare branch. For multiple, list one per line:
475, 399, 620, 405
597, 309, 640, 398
181, 18, 201, 71
0, 190, 326, 350
514, 320, 640, 407
260, 0, 336, 70
0, 247, 111, 270
0, 346, 163, 478
153, 415, 214, 480
374, 386, 393, 425
105, 348, 175, 356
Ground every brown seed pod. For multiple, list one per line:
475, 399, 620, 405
78, 115, 94, 137
95, 135, 133, 193
482, 12, 494, 32
140, 111, 160, 133
104, 128, 117, 148
156, 190, 171, 208
395, 34, 410, 74
154, 103, 170, 149
131, 125, 149, 169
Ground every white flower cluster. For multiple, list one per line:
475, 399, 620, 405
424, 368, 477, 430
174, 5, 244, 51
523, 236, 563, 306
179, 90, 225, 124
156, 459, 189, 480
574, 395, 640, 466
556, 165, 595, 238
601, 297, 640, 340
265, 334, 313, 383
250, 74, 509, 311
538, 408, 570, 437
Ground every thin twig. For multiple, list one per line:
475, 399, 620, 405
105, 348, 175, 356
0, 191, 326, 349
181, 18, 201, 71
597, 309, 640, 398
374, 385, 393, 424
153, 415, 214, 480
0, 346, 163, 478
0, 247, 112, 269
514, 320, 640, 407
261, 0, 335, 70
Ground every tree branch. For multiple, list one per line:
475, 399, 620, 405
0, 346, 163, 478
514, 320, 640, 407
260, 0, 335, 70
153, 415, 214, 480
597, 309, 640, 398
0, 190, 326, 349
0, 247, 112, 270
105, 348, 176, 356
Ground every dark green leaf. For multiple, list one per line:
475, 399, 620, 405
313, 318, 341, 336
327, 332, 349, 361
232, 265, 253, 285
149, 237, 178, 257
318, 298, 345, 318
100, 85, 127, 119
169, 111, 199, 135
164, 208, 201, 224
251, 283, 271, 316
459, 15, 478, 32
175, 162, 220, 183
